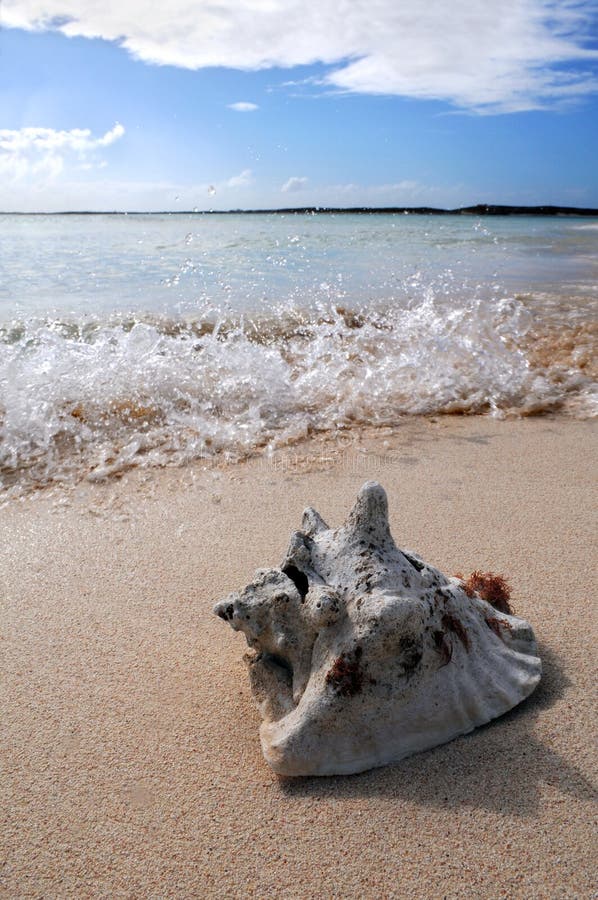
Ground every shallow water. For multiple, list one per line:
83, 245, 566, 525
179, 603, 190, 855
1, 212, 596, 492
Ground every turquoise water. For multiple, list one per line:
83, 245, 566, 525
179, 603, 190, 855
1, 212, 596, 491
3, 212, 598, 317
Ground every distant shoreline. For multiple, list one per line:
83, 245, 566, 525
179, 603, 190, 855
3, 204, 598, 217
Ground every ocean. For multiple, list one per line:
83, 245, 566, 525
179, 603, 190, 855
1, 211, 596, 493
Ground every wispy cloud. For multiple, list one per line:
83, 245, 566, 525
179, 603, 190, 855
227, 101, 259, 112
0, 123, 125, 181
281, 176, 308, 193
316, 178, 465, 206
226, 168, 254, 188
4, 1, 598, 112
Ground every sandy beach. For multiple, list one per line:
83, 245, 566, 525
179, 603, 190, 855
1, 415, 596, 899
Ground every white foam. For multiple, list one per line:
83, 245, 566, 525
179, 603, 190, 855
1, 291, 594, 493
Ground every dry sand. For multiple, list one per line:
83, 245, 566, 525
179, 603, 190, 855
1, 416, 596, 899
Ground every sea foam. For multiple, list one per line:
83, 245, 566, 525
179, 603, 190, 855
1, 292, 595, 492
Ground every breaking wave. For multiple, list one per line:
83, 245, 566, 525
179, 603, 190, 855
1, 291, 595, 493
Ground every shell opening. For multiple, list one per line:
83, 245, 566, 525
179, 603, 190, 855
281, 565, 309, 600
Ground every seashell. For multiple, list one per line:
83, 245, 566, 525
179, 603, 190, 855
214, 482, 541, 776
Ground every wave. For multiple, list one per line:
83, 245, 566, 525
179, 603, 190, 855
0, 293, 595, 493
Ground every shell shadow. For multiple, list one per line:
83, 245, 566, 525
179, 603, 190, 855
278, 643, 596, 815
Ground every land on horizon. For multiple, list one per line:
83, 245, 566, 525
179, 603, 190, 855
4, 204, 598, 217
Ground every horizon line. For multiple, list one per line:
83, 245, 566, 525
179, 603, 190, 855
2, 204, 598, 217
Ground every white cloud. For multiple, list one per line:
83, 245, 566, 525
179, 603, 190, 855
316, 179, 464, 206
227, 101, 259, 112
226, 168, 254, 188
281, 176, 308, 193
0, 123, 124, 154
3, 1, 598, 112
0, 123, 125, 182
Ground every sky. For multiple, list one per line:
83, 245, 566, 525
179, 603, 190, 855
1, 0, 598, 211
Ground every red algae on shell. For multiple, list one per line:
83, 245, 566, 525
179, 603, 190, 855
456, 571, 513, 614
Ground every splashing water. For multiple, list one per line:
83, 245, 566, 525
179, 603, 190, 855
1, 212, 596, 492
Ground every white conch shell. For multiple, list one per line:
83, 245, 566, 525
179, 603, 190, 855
214, 482, 541, 776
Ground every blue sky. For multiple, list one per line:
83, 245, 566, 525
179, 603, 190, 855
1, 0, 598, 211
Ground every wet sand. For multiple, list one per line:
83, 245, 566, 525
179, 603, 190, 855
1, 416, 596, 898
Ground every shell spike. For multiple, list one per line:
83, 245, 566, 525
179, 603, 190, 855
302, 507, 328, 536
347, 481, 391, 540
